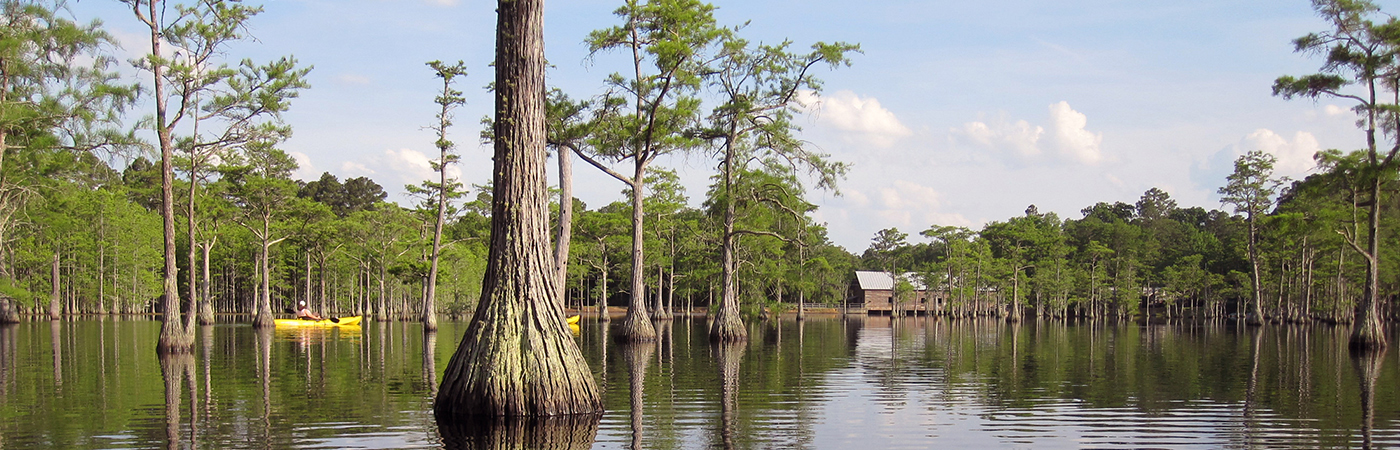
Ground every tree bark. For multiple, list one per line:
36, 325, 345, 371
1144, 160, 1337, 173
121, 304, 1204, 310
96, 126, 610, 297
198, 242, 214, 325
145, 0, 192, 353
710, 138, 746, 342
435, 0, 601, 418
251, 231, 276, 328
1350, 175, 1388, 350
598, 268, 610, 322
554, 145, 573, 308
1246, 212, 1264, 326
652, 263, 672, 320
48, 252, 60, 320
618, 169, 656, 341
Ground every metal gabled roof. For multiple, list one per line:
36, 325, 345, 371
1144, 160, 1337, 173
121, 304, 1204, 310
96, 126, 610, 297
853, 271, 926, 291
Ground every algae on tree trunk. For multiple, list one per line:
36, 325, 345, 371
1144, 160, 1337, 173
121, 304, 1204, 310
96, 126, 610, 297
434, 0, 601, 418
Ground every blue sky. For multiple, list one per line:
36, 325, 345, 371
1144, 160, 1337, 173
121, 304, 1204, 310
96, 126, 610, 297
69, 0, 1370, 251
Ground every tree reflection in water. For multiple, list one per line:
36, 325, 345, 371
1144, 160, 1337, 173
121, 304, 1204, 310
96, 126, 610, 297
622, 339, 656, 449
714, 340, 746, 450
0, 323, 11, 449
1353, 349, 1385, 450
51, 320, 61, 388
255, 326, 273, 449
437, 415, 600, 450
424, 330, 439, 397
159, 352, 197, 450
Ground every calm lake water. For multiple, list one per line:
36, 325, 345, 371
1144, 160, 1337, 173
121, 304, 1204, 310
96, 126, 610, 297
0, 316, 1397, 449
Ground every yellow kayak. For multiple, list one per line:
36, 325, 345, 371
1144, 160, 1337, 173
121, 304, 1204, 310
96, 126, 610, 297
274, 316, 363, 327
567, 315, 580, 325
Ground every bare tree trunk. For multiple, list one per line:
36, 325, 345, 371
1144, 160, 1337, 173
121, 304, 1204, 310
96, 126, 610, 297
652, 264, 672, 320
140, 0, 191, 353
378, 257, 388, 322
1350, 175, 1388, 350
618, 168, 656, 341
1007, 267, 1021, 323
555, 145, 573, 308
48, 252, 60, 320
435, 0, 602, 417
598, 269, 610, 322
198, 242, 214, 324
252, 234, 275, 329
711, 138, 746, 342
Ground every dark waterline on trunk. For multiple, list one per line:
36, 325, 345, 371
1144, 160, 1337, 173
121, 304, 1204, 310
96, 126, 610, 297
0, 316, 1398, 449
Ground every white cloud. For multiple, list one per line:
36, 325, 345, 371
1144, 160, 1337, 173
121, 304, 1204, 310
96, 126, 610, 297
1047, 101, 1103, 164
385, 148, 436, 183
845, 189, 872, 208
800, 90, 911, 148
1104, 173, 1125, 189
874, 180, 972, 229
950, 101, 1102, 165
377, 148, 465, 188
1324, 104, 1350, 116
341, 161, 374, 175
1193, 128, 1323, 190
289, 151, 318, 181
1239, 129, 1320, 178
951, 115, 1043, 158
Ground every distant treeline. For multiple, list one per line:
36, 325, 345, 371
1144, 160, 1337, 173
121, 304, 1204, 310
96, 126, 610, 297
861, 151, 1397, 324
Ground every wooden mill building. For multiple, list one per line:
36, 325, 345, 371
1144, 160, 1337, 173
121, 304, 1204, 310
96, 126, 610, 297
847, 271, 941, 315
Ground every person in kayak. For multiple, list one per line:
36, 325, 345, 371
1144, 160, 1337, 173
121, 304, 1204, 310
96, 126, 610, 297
296, 301, 323, 321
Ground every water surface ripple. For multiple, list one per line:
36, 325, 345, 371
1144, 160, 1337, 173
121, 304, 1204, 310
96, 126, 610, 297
0, 316, 1395, 449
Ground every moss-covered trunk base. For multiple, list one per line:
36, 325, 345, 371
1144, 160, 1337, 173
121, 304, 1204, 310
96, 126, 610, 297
1349, 314, 1388, 351
252, 310, 274, 329
709, 307, 747, 342
0, 296, 18, 324
434, 290, 602, 417
157, 325, 194, 355
616, 308, 656, 342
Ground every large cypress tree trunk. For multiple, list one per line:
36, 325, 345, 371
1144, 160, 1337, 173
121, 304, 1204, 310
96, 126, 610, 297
710, 141, 746, 342
1350, 175, 1388, 350
618, 169, 656, 341
434, 0, 601, 418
